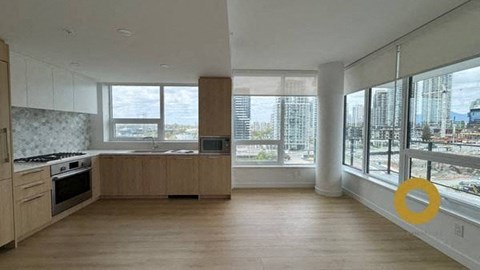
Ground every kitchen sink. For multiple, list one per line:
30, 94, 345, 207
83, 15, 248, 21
130, 150, 171, 153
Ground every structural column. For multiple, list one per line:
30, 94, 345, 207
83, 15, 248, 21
316, 62, 344, 197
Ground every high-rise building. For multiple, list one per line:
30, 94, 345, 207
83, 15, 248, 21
349, 104, 364, 127
421, 74, 452, 128
372, 90, 389, 127
233, 96, 251, 139
283, 97, 316, 151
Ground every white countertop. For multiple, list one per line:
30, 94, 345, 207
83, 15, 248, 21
13, 149, 203, 173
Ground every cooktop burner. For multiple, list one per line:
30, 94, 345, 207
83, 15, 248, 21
14, 152, 86, 163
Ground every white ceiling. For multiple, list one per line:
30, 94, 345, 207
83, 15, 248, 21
0, 0, 468, 82
0, 0, 231, 83
228, 0, 467, 70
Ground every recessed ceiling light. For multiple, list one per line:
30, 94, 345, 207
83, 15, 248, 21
70, 62, 80, 67
117, 28, 133, 37
62, 28, 74, 36
160, 64, 170, 68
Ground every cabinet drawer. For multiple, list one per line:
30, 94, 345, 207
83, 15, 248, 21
14, 167, 50, 187
14, 178, 51, 200
17, 191, 52, 237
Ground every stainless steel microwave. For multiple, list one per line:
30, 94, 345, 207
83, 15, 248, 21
200, 136, 231, 154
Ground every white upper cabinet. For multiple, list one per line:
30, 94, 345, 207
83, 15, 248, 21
9, 53, 27, 107
52, 67, 74, 112
73, 74, 97, 114
25, 57, 54, 110
8, 52, 97, 114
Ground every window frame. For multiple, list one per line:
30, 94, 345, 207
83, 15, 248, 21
342, 89, 367, 171
108, 83, 198, 142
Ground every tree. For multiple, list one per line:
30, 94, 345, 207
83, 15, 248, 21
421, 124, 432, 142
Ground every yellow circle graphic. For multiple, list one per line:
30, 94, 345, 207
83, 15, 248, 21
394, 178, 441, 225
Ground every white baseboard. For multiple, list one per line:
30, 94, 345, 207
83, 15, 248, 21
315, 186, 343, 197
233, 181, 315, 188
343, 187, 480, 270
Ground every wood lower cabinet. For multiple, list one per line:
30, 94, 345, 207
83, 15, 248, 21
166, 156, 199, 195
199, 156, 231, 196
91, 156, 101, 199
100, 155, 230, 197
0, 179, 14, 246
13, 167, 52, 239
16, 191, 51, 238
101, 156, 166, 197
142, 157, 167, 195
100, 156, 142, 196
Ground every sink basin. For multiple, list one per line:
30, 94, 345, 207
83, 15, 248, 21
130, 150, 170, 153
170, 149, 194, 154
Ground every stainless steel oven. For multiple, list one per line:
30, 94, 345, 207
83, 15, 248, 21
51, 158, 92, 216
200, 136, 231, 154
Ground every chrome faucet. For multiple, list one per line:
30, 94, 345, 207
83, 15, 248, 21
143, 136, 159, 150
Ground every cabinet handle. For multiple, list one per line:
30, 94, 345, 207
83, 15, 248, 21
176, 157, 193, 160
1, 128, 8, 163
21, 193, 45, 203
207, 156, 220, 159
21, 181, 45, 190
21, 169, 44, 176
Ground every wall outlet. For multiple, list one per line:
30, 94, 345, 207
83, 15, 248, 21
454, 223, 464, 238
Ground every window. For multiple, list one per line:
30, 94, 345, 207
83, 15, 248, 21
410, 158, 480, 198
110, 85, 198, 141
367, 81, 403, 182
343, 90, 365, 169
409, 59, 480, 156
406, 56, 480, 200
164, 86, 199, 140
233, 73, 317, 166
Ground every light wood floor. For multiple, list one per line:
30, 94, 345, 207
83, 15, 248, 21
0, 189, 465, 269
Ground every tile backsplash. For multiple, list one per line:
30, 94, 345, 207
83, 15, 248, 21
11, 107, 90, 158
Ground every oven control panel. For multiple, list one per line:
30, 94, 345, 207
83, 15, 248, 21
50, 157, 92, 176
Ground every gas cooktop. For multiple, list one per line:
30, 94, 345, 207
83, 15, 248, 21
14, 152, 86, 163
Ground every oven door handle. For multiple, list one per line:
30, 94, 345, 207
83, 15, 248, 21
52, 167, 92, 181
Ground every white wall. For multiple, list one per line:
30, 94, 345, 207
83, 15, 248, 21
233, 167, 315, 188
343, 170, 480, 269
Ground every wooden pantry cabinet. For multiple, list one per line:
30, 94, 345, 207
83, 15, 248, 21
0, 39, 15, 248
0, 179, 14, 247
199, 77, 232, 137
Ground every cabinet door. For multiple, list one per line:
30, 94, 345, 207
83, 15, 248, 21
166, 157, 198, 195
199, 156, 231, 195
9, 52, 27, 107
0, 179, 14, 246
142, 157, 167, 195
53, 67, 74, 112
199, 78, 232, 136
16, 191, 51, 238
26, 58, 54, 110
91, 157, 101, 199
73, 74, 97, 114
100, 156, 143, 196
0, 62, 11, 181
100, 156, 117, 196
